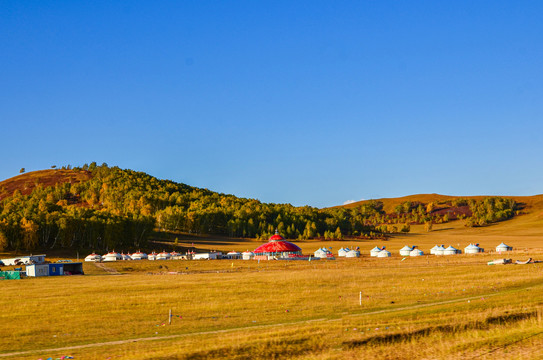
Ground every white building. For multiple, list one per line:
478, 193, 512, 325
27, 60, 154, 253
26, 264, 49, 277
156, 251, 172, 260
84, 253, 102, 262
377, 249, 391, 258
433, 245, 446, 256
226, 251, 242, 259
496, 243, 513, 252
370, 246, 382, 257
399, 245, 413, 256
464, 244, 484, 254
1, 254, 46, 266
338, 248, 350, 257
131, 251, 148, 260
345, 249, 360, 258
242, 250, 254, 260
102, 252, 122, 262
443, 246, 460, 255
410, 248, 424, 256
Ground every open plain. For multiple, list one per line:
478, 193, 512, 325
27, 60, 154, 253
2, 209, 543, 359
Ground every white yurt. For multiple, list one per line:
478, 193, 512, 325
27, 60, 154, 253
370, 246, 382, 257
434, 245, 446, 256
345, 249, 360, 258
102, 251, 122, 262
131, 251, 148, 260
314, 248, 331, 258
496, 243, 513, 252
399, 245, 413, 256
156, 251, 171, 260
464, 244, 484, 254
444, 246, 460, 255
148, 251, 158, 261
226, 251, 242, 259
430, 245, 440, 255
121, 253, 132, 261
242, 250, 254, 260
170, 251, 182, 259
377, 249, 391, 258
410, 248, 424, 256
85, 253, 101, 262
338, 248, 350, 257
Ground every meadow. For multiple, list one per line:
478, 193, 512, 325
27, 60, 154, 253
2, 213, 543, 359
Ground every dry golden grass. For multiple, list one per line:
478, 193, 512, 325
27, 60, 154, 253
3, 202, 543, 359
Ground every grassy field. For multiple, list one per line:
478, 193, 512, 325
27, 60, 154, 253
2, 209, 543, 359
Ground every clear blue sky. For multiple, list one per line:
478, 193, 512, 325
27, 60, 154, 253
1, 1, 543, 208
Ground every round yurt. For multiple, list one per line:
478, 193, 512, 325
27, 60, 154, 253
464, 244, 484, 254
410, 248, 424, 256
377, 249, 391, 258
434, 245, 446, 256
399, 245, 413, 256
242, 250, 254, 260
253, 231, 302, 260
170, 251, 181, 259
370, 246, 382, 257
338, 247, 350, 257
148, 251, 158, 261
444, 246, 460, 255
496, 243, 513, 252
345, 249, 360, 258
85, 252, 101, 262
131, 251, 148, 260
226, 251, 242, 260
102, 251, 122, 262
156, 251, 171, 260
314, 248, 329, 258
121, 252, 132, 261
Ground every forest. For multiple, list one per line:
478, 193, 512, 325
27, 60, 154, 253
0, 164, 518, 251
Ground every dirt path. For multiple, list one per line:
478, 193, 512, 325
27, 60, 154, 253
0, 291, 506, 358
93, 262, 122, 274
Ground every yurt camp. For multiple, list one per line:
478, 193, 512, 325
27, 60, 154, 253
399, 245, 413, 256
496, 243, 513, 252
377, 249, 391, 258
314, 248, 334, 259
410, 248, 424, 256
85, 253, 101, 262
370, 247, 382, 257
148, 251, 158, 260
253, 231, 302, 260
464, 244, 484, 254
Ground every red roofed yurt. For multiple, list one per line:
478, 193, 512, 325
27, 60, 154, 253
253, 231, 302, 260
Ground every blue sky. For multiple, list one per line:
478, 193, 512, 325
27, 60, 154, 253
1, 1, 543, 207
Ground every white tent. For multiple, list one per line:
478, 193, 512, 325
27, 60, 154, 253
444, 246, 460, 255
434, 245, 446, 256
102, 252, 122, 262
156, 251, 171, 260
121, 253, 132, 261
338, 248, 350, 257
148, 252, 158, 261
314, 248, 332, 259
410, 248, 424, 256
226, 251, 242, 259
430, 245, 440, 255
370, 246, 382, 257
242, 250, 254, 260
131, 251, 148, 260
377, 249, 391, 258
85, 253, 101, 262
399, 245, 413, 256
496, 243, 513, 252
464, 244, 484, 254
170, 251, 182, 259
345, 249, 360, 258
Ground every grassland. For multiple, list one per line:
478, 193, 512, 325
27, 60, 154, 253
2, 198, 543, 359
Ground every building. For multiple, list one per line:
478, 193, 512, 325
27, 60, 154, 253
370, 247, 382, 257
496, 243, 513, 252
253, 231, 302, 260
399, 245, 413, 256
1, 254, 46, 266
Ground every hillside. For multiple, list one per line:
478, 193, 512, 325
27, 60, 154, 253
0, 164, 541, 253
